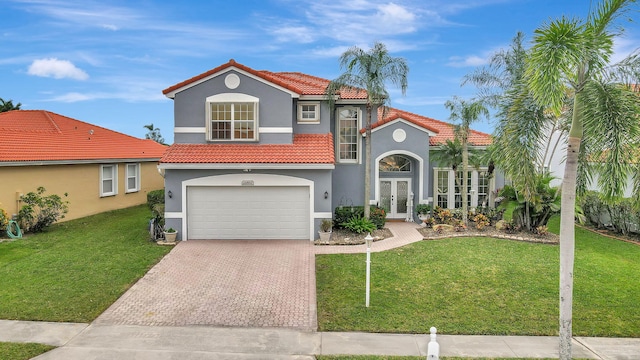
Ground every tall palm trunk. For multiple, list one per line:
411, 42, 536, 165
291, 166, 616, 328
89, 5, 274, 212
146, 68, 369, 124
559, 93, 583, 360
364, 104, 372, 219
461, 138, 469, 224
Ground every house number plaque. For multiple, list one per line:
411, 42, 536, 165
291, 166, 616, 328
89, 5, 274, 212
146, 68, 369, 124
241, 180, 254, 186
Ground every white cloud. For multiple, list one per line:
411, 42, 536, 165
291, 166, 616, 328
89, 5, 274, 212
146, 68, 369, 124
272, 26, 316, 43
101, 24, 119, 31
611, 36, 639, 64
28, 58, 89, 80
50, 92, 93, 102
376, 2, 416, 31
446, 55, 489, 67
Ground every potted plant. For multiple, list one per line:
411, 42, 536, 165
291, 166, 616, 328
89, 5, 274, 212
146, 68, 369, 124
318, 219, 332, 242
163, 227, 178, 244
416, 204, 432, 221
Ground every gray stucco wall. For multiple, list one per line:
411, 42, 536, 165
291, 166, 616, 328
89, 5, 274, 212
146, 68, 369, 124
292, 101, 331, 134
371, 121, 431, 204
172, 70, 295, 144
329, 106, 433, 219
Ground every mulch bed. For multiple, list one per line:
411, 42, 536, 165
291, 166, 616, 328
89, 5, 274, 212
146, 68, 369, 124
314, 228, 393, 245
314, 224, 559, 245
417, 225, 559, 244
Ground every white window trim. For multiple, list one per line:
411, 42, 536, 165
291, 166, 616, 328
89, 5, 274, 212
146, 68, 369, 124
126, 163, 140, 193
433, 167, 490, 209
336, 106, 361, 164
100, 164, 118, 197
205, 93, 259, 142
297, 102, 320, 124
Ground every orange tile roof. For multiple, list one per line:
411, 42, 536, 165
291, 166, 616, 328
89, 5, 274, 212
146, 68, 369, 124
162, 59, 367, 100
160, 133, 334, 164
0, 110, 167, 163
162, 60, 491, 146
373, 107, 492, 146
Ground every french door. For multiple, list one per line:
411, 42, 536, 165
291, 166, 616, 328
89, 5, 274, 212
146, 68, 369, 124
380, 178, 411, 218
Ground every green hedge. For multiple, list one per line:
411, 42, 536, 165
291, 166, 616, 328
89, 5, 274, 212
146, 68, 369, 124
334, 205, 386, 229
146, 189, 164, 211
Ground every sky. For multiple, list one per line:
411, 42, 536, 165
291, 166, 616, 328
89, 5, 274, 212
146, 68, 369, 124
1, 0, 639, 143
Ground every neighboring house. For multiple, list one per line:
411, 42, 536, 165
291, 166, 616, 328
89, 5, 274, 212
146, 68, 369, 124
160, 59, 502, 241
0, 110, 167, 221
544, 129, 636, 197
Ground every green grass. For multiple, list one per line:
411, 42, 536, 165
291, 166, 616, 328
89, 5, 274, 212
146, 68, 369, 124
0, 342, 54, 359
0, 205, 172, 322
316, 216, 640, 337
316, 357, 577, 360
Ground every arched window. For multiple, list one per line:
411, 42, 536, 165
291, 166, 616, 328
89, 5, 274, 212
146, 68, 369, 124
379, 155, 411, 172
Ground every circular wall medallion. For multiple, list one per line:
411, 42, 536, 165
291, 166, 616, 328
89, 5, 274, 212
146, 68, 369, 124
224, 73, 240, 89
392, 129, 407, 143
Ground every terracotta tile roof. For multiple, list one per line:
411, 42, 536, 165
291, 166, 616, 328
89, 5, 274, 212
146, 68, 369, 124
162, 60, 490, 146
160, 133, 334, 164
162, 59, 367, 100
372, 107, 492, 146
0, 110, 168, 163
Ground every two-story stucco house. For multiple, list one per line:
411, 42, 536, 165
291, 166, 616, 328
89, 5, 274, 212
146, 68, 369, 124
159, 59, 502, 241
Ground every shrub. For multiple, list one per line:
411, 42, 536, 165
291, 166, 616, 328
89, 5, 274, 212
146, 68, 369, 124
334, 205, 386, 229
579, 192, 640, 235
423, 217, 435, 228
17, 187, 69, 233
453, 219, 467, 232
341, 216, 377, 234
147, 189, 165, 210
473, 213, 490, 230
433, 207, 454, 225
0, 204, 8, 232
370, 206, 386, 229
416, 204, 431, 215
535, 225, 549, 236
497, 176, 560, 232
501, 220, 520, 234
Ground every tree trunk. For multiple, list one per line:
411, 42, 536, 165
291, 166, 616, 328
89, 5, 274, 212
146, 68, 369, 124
559, 87, 584, 360
559, 135, 580, 360
364, 104, 372, 219
462, 139, 469, 225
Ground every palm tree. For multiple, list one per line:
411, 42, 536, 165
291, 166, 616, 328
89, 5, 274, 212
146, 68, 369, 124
0, 98, 21, 112
444, 97, 489, 224
463, 32, 552, 202
525, 1, 640, 358
144, 123, 165, 144
325, 42, 409, 219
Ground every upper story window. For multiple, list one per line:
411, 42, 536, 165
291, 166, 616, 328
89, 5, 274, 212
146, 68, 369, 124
337, 107, 360, 163
100, 164, 117, 197
206, 93, 259, 141
297, 102, 320, 123
126, 163, 140, 193
379, 155, 411, 172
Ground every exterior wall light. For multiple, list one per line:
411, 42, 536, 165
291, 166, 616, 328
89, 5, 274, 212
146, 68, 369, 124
168, 190, 173, 198
324, 191, 329, 199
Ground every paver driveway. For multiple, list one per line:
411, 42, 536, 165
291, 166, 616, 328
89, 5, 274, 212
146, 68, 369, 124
95, 240, 317, 330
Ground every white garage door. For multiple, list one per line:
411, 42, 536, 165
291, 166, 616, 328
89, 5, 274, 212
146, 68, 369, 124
187, 186, 310, 240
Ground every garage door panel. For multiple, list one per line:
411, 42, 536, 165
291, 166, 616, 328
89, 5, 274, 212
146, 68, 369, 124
187, 186, 309, 240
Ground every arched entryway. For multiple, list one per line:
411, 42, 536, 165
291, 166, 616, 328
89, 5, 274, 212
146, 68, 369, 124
378, 154, 413, 219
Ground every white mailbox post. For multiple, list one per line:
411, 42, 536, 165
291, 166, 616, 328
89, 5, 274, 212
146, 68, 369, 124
365, 232, 373, 307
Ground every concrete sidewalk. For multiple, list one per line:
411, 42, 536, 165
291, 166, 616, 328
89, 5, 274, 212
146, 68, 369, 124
1, 320, 639, 359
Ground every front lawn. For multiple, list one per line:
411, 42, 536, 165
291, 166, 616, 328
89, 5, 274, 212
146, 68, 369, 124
316, 357, 575, 360
0, 205, 171, 322
316, 217, 640, 336
0, 342, 54, 360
